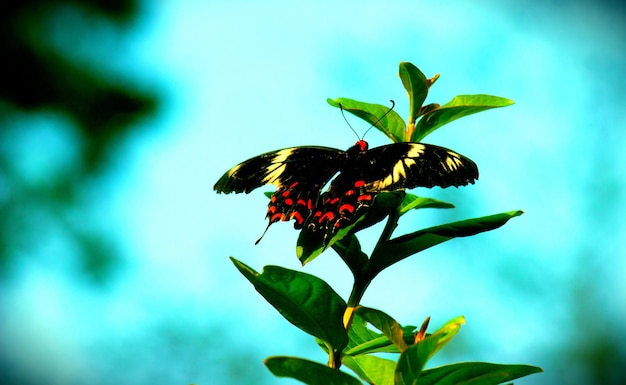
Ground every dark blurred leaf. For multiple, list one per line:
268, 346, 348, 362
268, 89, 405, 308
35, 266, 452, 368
73, 229, 121, 284
0, 0, 159, 282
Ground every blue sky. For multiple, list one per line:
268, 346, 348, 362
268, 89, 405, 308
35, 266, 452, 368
2, 1, 626, 384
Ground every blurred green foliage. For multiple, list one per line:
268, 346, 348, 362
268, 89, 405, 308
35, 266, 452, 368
0, 0, 158, 282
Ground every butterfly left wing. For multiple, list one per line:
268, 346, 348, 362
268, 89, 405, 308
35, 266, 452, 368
214, 146, 346, 237
214, 146, 344, 194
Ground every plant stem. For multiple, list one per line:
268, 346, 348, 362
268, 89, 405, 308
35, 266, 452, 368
342, 209, 400, 330
343, 275, 371, 329
378, 205, 400, 244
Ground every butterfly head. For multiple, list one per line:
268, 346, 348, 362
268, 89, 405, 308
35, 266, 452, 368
355, 139, 368, 152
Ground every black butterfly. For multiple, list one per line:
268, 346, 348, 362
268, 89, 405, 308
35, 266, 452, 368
214, 139, 479, 245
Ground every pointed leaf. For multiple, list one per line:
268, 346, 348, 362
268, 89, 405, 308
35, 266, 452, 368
297, 216, 364, 265
356, 307, 408, 352
395, 317, 465, 385
231, 258, 348, 353
396, 337, 438, 385
399, 62, 429, 131
398, 194, 455, 216
327, 97, 407, 143
343, 355, 396, 385
419, 316, 465, 360
412, 95, 514, 142
265, 356, 363, 385
343, 313, 416, 356
369, 211, 523, 274
417, 362, 543, 385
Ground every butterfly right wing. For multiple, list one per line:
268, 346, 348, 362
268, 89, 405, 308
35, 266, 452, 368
356, 142, 479, 191
214, 146, 345, 230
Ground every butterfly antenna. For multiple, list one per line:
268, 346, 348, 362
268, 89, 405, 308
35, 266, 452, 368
362, 99, 395, 139
339, 103, 361, 140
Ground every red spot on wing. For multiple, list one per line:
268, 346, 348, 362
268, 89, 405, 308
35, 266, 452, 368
291, 211, 304, 224
296, 199, 314, 210
270, 213, 286, 223
319, 212, 335, 223
339, 204, 354, 213
354, 180, 365, 188
357, 194, 372, 202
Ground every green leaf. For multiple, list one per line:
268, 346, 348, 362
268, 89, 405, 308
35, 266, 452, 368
398, 194, 455, 216
412, 95, 514, 142
420, 316, 465, 360
231, 258, 348, 354
356, 307, 408, 352
327, 97, 407, 143
399, 62, 429, 131
265, 356, 363, 385
296, 215, 365, 265
417, 362, 543, 385
369, 211, 524, 274
395, 317, 465, 385
396, 338, 438, 385
342, 355, 396, 385
297, 192, 405, 265
343, 313, 416, 356
331, 235, 369, 278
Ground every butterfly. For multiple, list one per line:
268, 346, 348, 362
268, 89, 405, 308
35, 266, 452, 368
214, 139, 479, 246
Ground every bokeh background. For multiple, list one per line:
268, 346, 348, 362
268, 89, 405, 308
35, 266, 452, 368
1, 1, 625, 384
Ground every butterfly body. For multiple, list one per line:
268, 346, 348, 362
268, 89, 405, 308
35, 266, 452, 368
214, 140, 478, 244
